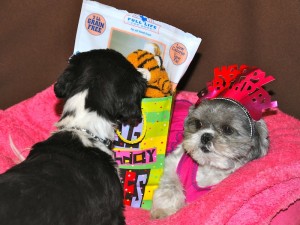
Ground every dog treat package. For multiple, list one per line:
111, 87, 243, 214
74, 0, 201, 209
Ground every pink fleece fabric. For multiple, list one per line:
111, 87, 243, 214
1, 86, 299, 224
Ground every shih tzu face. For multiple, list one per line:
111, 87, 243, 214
151, 98, 270, 219
183, 99, 269, 170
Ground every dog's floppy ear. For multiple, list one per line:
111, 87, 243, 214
54, 53, 82, 99
54, 65, 77, 99
252, 119, 269, 158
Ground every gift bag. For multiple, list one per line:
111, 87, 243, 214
73, 0, 201, 209
114, 96, 173, 209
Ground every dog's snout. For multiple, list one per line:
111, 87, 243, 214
201, 133, 213, 144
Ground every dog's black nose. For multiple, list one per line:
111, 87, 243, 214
201, 133, 213, 144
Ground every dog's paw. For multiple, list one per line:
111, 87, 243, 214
150, 208, 170, 219
151, 186, 185, 219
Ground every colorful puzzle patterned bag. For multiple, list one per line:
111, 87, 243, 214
73, 0, 201, 209
114, 96, 173, 209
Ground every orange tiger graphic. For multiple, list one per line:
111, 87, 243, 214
127, 47, 171, 98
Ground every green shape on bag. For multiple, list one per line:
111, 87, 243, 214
141, 200, 152, 210
118, 154, 165, 170
145, 110, 171, 123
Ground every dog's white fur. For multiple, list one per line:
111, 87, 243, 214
8, 90, 114, 162
9, 135, 26, 163
56, 90, 114, 155
151, 99, 269, 219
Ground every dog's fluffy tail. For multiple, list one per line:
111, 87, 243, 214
9, 135, 25, 163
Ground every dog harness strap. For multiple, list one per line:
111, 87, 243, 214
176, 153, 212, 203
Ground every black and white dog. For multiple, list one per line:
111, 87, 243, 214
0, 49, 147, 225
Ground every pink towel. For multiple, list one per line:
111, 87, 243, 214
0, 85, 62, 172
0, 87, 299, 224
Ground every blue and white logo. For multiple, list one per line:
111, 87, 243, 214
124, 14, 160, 33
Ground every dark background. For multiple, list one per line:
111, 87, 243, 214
1, 0, 299, 118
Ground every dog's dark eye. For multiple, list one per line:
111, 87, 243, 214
186, 118, 203, 131
222, 125, 234, 135
194, 119, 202, 130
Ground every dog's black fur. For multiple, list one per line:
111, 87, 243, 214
0, 49, 147, 225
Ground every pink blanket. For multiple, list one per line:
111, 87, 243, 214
1, 86, 300, 224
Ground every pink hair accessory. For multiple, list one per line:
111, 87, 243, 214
196, 65, 278, 121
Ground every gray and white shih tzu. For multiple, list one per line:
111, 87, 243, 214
151, 98, 269, 219
151, 62, 281, 219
